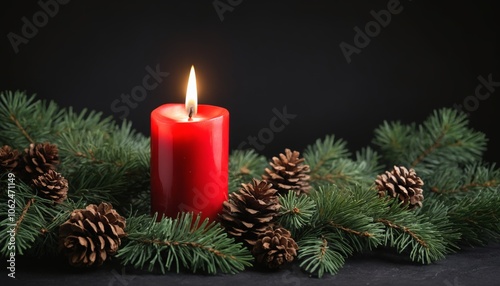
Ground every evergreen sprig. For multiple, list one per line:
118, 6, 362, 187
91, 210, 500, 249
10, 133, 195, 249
304, 135, 382, 189
373, 108, 487, 174
278, 191, 316, 236
373, 202, 453, 264
290, 185, 384, 277
0, 175, 77, 257
297, 233, 347, 278
117, 212, 253, 274
228, 149, 268, 193
0, 91, 150, 214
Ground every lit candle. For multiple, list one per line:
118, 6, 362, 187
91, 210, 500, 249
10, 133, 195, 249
150, 66, 229, 221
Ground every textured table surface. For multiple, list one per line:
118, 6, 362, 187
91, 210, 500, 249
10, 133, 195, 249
2, 243, 500, 286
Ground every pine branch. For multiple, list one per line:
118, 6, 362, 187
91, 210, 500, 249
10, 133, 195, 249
0, 91, 63, 148
355, 147, 384, 176
117, 212, 253, 274
303, 134, 350, 177
9, 112, 35, 144
444, 191, 500, 245
27, 199, 88, 257
0, 177, 62, 257
428, 162, 500, 194
228, 149, 267, 193
303, 136, 379, 189
373, 108, 487, 174
277, 191, 316, 237
0, 91, 151, 213
372, 202, 453, 264
372, 120, 416, 165
309, 185, 384, 251
415, 199, 461, 249
298, 233, 346, 278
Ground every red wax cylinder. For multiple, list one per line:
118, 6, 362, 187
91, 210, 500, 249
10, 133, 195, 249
150, 104, 229, 222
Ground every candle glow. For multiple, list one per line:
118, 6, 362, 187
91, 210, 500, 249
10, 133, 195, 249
185, 65, 198, 118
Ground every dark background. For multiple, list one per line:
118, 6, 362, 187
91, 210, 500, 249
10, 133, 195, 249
1, 0, 499, 162
1, 1, 500, 284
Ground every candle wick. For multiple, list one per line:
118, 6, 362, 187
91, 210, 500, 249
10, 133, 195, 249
188, 107, 194, 120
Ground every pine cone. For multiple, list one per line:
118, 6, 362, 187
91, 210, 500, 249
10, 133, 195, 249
0, 145, 20, 172
252, 224, 298, 269
21, 142, 59, 177
262, 149, 311, 196
59, 203, 126, 267
375, 166, 424, 209
219, 179, 280, 247
32, 169, 68, 204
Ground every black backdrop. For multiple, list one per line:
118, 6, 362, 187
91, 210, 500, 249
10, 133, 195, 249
1, 0, 499, 162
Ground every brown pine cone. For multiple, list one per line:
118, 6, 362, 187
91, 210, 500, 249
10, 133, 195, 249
32, 169, 68, 204
375, 165, 424, 209
59, 203, 126, 267
219, 179, 280, 247
262, 149, 311, 196
0, 145, 20, 172
252, 224, 298, 269
21, 142, 59, 177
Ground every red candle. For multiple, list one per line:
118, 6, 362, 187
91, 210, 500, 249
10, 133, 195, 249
150, 66, 229, 221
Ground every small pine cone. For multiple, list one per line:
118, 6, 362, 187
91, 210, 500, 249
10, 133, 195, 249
21, 142, 59, 177
219, 179, 280, 247
59, 203, 126, 267
32, 169, 68, 204
262, 148, 311, 196
375, 166, 424, 209
0, 145, 20, 172
252, 225, 298, 269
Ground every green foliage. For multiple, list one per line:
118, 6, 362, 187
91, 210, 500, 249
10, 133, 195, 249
277, 191, 316, 236
0, 174, 79, 257
309, 186, 384, 252
373, 202, 453, 264
304, 135, 382, 188
1, 91, 499, 278
228, 149, 267, 193
117, 212, 253, 274
0, 91, 63, 148
0, 91, 150, 214
373, 108, 500, 247
292, 184, 383, 278
373, 108, 487, 175
445, 191, 500, 245
297, 233, 346, 278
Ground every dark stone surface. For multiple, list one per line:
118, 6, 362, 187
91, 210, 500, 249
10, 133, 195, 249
2, 244, 499, 286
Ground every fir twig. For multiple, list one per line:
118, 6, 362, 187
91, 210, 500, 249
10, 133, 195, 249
375, 218, 428, 248
298, 234, 346, 278
228, 149, 267, 193
304, 135, 350, 177
278, 191, 316, 237
309, 185, 384, 251
372, 202, 452, 264
410, 131, 445, 168
117, 212, 253, 274
373, 108, 487, 174
0, 178, 63, 256
14, 197, 34, 236
8, 113, 34, 144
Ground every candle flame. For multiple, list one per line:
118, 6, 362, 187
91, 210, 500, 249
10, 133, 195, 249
185, 65, 197, 118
